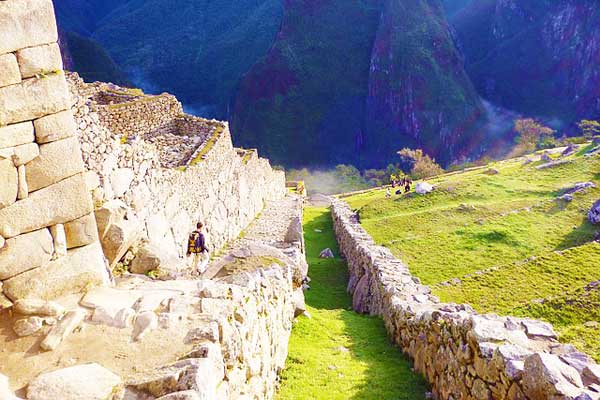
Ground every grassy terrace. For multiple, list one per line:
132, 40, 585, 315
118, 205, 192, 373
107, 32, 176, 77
277, 207, 428, 400
344, 148, 600, 360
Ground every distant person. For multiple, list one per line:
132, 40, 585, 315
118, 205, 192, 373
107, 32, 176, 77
405, 178, 412, 193
395, 189, 403, 196
187, 222, 210, 274
386, 188, 391, 198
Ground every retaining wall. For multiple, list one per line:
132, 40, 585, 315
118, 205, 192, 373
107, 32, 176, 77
0, 0, 108, 308
331, 198, 600, 400
68, 73, 286, 275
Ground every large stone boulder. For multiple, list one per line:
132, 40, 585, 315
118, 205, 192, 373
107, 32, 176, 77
2, 242, 108, 301
416, 182, 434, 195
25, 136, 85, 192
0, 173, 93, 239
523, 353, 584, 399
16, 43, 63, 79
589, 200, 600, 225
0, 373, 20, 400
0, 0, 58, 55
27, 363, 121, 400
34, 109, 77, 144
0, 228, 54, 280
0, 121, 34, 149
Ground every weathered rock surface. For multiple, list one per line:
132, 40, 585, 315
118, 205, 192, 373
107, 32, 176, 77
14, 298, 65, 316
2, 242, 107, 301
0, 373, 19, 400
13, 316, 45, 337
0, 0, 58, 55
0, 173, 93, 239
523, 353, 584, 399
0, 158, 18, 208
16, 43, 63, 79
0, 74, 70, 126
0, 121, 34, 149
0, 53, 21, 87
0, 228, 53, 280
34, 110, 77, 144
319, 248, 334, 258
40, 309, 87, 351
27, 363, 121, 400
25, 136, 85, 192
64, 213, 99, 249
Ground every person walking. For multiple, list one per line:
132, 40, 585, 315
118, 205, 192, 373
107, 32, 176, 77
386, 188, 391, 198
187, 222, 210, 274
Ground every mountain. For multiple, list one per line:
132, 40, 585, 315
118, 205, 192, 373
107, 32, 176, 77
232, 0, 486, 168
450, 0, 600, 124
59, 31, 131, 86
91, 0, 284, 117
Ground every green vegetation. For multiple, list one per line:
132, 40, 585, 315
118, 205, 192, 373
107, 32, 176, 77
188, 124, 224, 166
277, 207, 428, 399
345, 147, 600, 360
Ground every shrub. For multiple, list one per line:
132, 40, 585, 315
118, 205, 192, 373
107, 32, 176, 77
397, 148, 444, 179
577, 120, 600, 139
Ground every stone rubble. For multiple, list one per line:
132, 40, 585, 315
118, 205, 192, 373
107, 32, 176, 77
331, 197, 600, 400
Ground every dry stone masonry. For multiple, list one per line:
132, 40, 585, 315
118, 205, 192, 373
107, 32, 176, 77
331, 198, 600, 400
67, 72, 286, 277
0, 1, 304, 399
0, 0, 108, 309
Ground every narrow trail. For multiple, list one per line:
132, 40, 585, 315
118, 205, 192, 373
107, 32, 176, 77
277, 207, 428, 400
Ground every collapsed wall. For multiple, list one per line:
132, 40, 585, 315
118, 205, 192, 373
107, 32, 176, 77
0, 0, 108, 308
331, 199, 600, 400
67, 73, 286, 276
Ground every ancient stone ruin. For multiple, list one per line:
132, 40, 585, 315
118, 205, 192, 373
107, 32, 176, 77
0, 2, 307, 399
331, 198, 600, 400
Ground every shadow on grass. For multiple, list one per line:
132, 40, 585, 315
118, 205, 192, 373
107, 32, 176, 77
554, 220, 598, 251
295, 207, 429, 399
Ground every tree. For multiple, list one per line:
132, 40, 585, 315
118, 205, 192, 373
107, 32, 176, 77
577, 120, 600, 139
397, 148, 444, 179
512, 118, 555, 155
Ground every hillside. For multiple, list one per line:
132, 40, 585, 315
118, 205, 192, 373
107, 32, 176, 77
232, 0, 487, 168
90, 0, 284, 118
450, 0, 600, 124
345, 144, 600, 360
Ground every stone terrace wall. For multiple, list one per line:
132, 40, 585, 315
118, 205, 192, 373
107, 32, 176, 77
331, 199, 600, 400
68, 74, 286, 274
0, 0, 108, 308
94, 92, 183, 137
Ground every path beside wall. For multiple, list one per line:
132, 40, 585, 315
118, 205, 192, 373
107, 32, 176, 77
331, 198, 600, 400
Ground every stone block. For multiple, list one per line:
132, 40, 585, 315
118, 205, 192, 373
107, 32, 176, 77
0, 53, 20, 87
111, 167, 134, 197
101, 216, 142, 269
34, 109, 77, 144
17, 164, 27, 199
95, 199, 127, 238
39, 310, 87, 352
14, 298, 65, 316
16, 43, 63, 79
49, 224, 67, 258
0, 0, 57, 53
0, 173, 93, 238
0, 158, 17, 208
27, 363, 120, 400
0, 121, 34, 149
0, 228, 53, 280
13, 316, 44, 337
0, 142, 39, 166
64, 213, 98, 249
0, 74, 70, 126
523, 353, 584, 399
2, 241, 108, 301
25, 136, 85, 192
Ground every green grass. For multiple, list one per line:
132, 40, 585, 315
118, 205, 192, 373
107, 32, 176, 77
344, 148, 600, 360
277, 207, 428, 400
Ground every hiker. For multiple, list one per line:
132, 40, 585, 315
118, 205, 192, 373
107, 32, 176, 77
395, 189, 402, 196
386, 188, 391, 198
404, 178, 412, 193
187, 222, 210, 274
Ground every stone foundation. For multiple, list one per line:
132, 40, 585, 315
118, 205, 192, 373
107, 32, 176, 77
331, 198, 600, 400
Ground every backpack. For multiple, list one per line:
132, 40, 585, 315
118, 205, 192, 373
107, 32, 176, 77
188, 231, 206, 254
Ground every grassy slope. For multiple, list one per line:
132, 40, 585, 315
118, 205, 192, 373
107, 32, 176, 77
345, 148, 600, 360
277, 207, 428, 399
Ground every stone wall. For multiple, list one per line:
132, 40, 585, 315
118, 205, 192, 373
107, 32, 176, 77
331, 198, 600, 400
0, 0, 108, 308
68, 73, 286, 276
